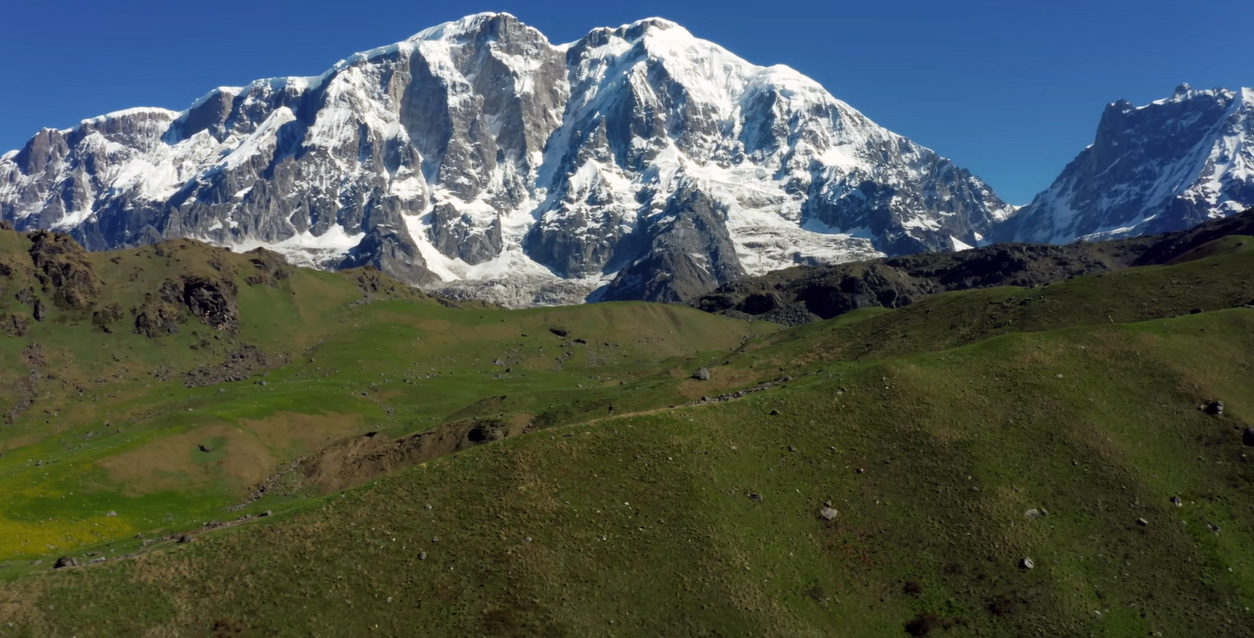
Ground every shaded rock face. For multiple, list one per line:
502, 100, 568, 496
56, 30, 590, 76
996, 86, 1254, 244
181, 277, 238, 331
0, 13, 1014, 305
428, 204, 503, 265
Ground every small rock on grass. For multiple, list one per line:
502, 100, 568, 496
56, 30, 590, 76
819, 507, 839, 521
1137, 517, 1149, 527
1243, 427, 1254, 447
748, 492, 763, 502
53, 557, 77, 569
1019, 557, 1035, 570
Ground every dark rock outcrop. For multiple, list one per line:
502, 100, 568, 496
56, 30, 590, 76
697, 208, 1254, 325
27, 231, 101, 309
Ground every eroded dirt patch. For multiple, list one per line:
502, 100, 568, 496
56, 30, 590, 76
270, 416, 532, 495
97, 423, 274, 496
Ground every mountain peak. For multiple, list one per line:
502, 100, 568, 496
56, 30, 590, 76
411, 11, 522, 42
0, 13, 1013, 307
620, 17, 684, 32
996, 85, 1254, 244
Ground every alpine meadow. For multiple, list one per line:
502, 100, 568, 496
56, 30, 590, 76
1, 10, 1253, 638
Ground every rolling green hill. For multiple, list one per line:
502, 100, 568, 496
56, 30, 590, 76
0, 225, 1252, 636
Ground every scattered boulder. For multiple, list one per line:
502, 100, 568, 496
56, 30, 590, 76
692, 367, 711, 381
418, 552, 428, 560
198, 444, 212, 453
819, 507, 839, 521
184, 346, 283, 387
748, 492, 764, 502
1243, 427, 1254, 447
1019, 557, 1035, 570
1136, 517, 1149, 527
1025, 508, 1041, 518
1171, 496, 1183, 507
769, 409, 781, 416
549, 327, 569, 338
1203, 400, 1224, 416
177, 534, 192, 544
53, 556, 77, 569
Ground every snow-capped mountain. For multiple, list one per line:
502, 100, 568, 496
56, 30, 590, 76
995, 85, 1254, 244
1, 13, 1015, 305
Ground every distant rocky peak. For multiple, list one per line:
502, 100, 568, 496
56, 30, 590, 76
994, 85, 1254, 244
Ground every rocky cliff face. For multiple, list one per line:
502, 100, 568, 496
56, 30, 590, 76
1, 13, 1015, 305
995, 85, 1254, 244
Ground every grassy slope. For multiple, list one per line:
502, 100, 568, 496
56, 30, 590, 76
0, 235, 776, 570
0, 237, 1252, 636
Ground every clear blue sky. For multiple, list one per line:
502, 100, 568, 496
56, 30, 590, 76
2, 0, 1251, 204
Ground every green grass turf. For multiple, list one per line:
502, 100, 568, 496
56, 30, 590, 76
0, 233, 1251, 635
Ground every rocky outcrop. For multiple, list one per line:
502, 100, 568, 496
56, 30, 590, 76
135, 275, 239, 337
26, 231, 101, 309
698, 208, 1254, 324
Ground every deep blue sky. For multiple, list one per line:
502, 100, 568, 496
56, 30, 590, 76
2, 0, 1251, 204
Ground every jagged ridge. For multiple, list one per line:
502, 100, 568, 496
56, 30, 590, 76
995, 84, 1254, 244
1, 13, 1017, 305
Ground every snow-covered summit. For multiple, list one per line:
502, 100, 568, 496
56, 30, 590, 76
1, 13, 1014, 306
995, 86, 1254, 244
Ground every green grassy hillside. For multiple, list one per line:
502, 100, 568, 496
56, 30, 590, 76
0, 229, 776, 574
0, 228, 1252, 636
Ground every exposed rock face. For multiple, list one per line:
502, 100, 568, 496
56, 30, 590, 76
135, 275, 238, 337
0, 13, 1014, 305
26, 231, 101, 309
181, 277, 238, 331
995, 86, 1254, 244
